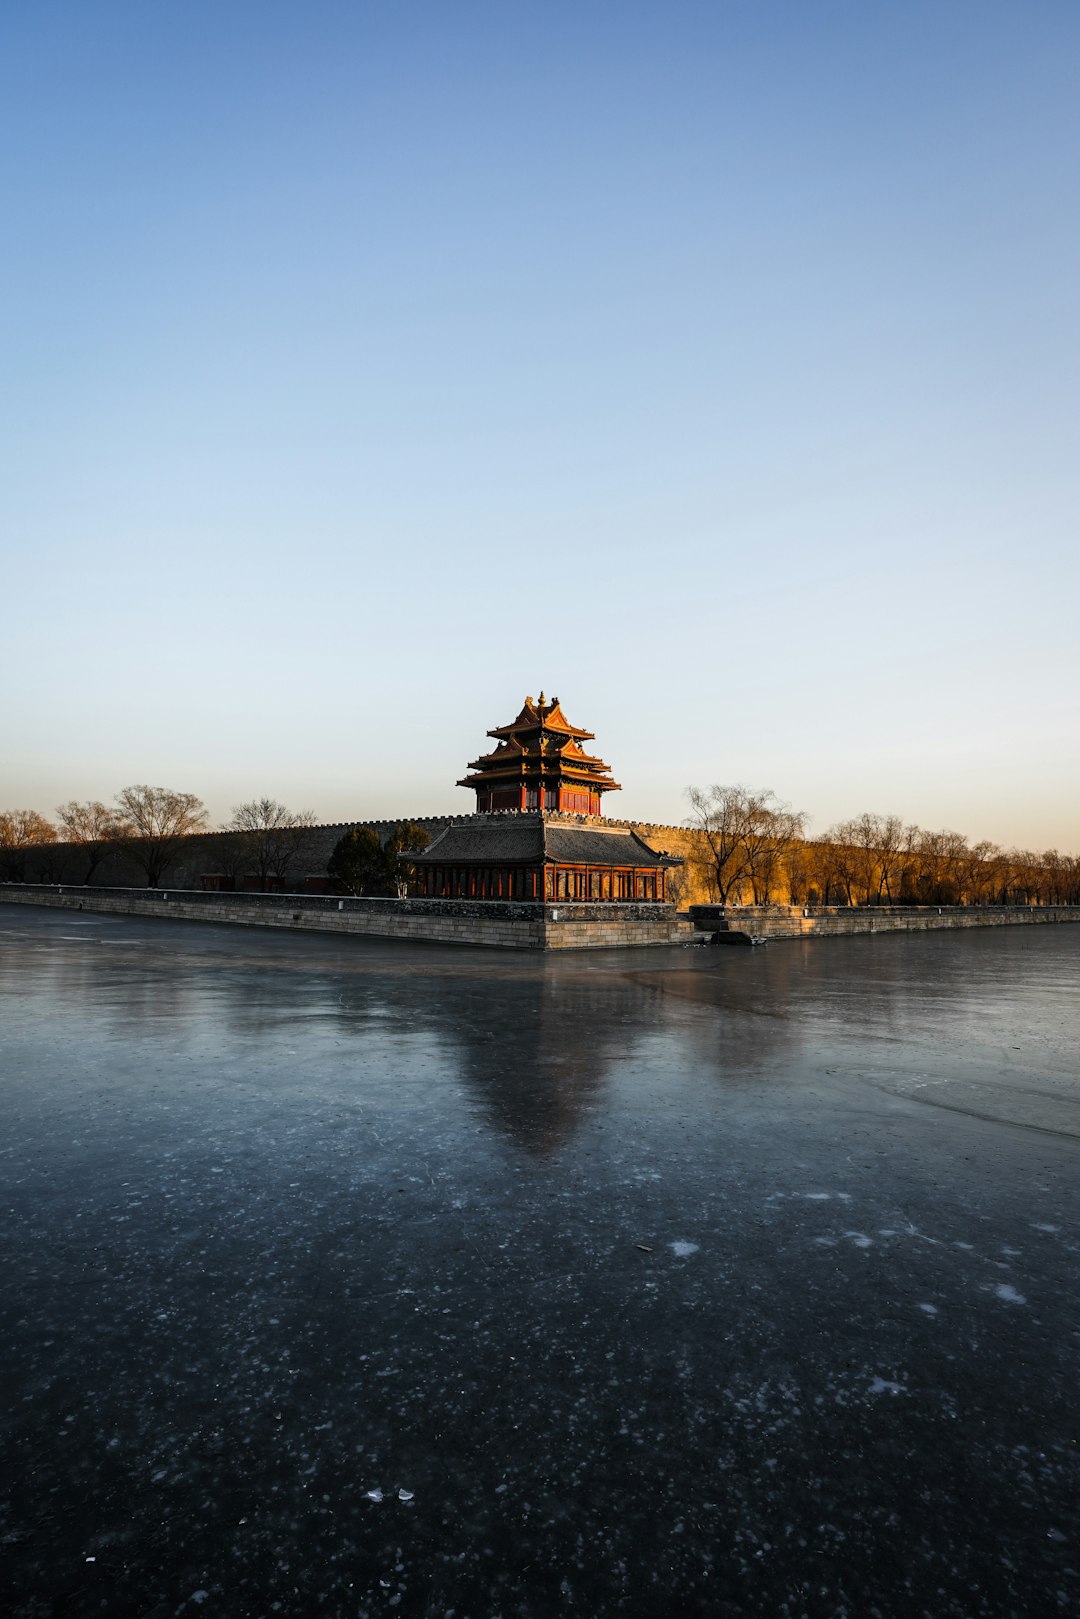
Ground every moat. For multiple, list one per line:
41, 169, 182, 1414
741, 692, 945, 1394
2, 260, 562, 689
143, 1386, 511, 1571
2, 910, 1078, 1617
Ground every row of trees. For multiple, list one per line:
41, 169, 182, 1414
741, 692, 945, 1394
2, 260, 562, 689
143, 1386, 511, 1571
0, 789, 433, 896
4, 781, 1076, 906
327, 824, 430, 898
686, 786, 1080, 908
0, 789, 316, 888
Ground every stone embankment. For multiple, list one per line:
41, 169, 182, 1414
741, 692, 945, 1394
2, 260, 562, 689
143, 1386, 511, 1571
0, 884, 687, 951
4, 886, 1077, 951
689, 903, 1080, 942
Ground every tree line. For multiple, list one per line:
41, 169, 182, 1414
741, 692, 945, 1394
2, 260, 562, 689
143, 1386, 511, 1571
686, 786, 1080, 907
0, 787, 432, 896
0, 789, 317, 888
2, 781, 1076, 906
326, 824, 430, 898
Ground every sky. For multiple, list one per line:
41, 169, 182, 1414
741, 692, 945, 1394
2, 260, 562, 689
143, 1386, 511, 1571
2, 1, 1078, 850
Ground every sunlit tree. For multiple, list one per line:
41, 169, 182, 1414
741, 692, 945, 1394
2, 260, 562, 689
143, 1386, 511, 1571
686, 785, 798, 905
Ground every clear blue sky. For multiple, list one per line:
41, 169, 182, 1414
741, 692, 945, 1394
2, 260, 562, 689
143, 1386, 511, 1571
2, 1, 1077, 850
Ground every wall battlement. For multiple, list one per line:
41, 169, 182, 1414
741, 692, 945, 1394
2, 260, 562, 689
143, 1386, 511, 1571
5, 811, 696, 895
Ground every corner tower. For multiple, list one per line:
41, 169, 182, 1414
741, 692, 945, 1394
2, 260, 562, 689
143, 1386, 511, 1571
457, 693, 621, 815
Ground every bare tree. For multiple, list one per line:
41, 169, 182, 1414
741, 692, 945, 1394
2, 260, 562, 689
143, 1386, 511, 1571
115, 785, 208, 887
983, 846, 1010, 905
939, 831, 972, 905
689, 791, 1076, 913
227, 798, 318, 890
958, 840, 997, 905
773, 808, 805, 900
56, 800, 125, 884
874, 815, 906, 902
825, 820, 862, 906
687, 785, 794, 905
0, 809, 57, 881
803, 837, 843, 906
1064, 854, 1080, 906
895, 823, 923, 903
780, 835, 813, 905
746, 805, 804, 903
1041, 848, 1080, 906
1009, 849, 1042, 905
841, 813, 894, 906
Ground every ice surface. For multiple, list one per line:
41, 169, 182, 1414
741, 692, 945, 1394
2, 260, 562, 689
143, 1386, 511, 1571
994, 1284, 1028, 1305
1, 910, 1077, 1619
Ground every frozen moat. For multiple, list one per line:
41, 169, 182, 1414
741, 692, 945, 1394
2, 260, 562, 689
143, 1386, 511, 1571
1, 909, 1078, 1617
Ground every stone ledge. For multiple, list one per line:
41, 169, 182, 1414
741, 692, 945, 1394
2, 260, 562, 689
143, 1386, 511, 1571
0, 885, 683, 951
687, 902, 1080, 940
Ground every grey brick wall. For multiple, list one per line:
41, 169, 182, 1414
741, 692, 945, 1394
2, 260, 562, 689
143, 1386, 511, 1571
10, 811, 695, 892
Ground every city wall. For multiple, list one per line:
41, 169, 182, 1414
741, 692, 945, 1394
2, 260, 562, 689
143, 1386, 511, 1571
5, 815, 701, 895
689, 903, 1080, 941
3, 885, 1077, 951
0, 884, 687, 951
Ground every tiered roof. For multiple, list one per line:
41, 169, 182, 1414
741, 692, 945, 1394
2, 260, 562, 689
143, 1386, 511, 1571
457, 692, 621, 802
412, 816, 670, 869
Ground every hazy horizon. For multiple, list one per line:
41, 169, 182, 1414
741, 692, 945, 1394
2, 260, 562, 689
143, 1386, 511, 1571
2, 3, 1077, 851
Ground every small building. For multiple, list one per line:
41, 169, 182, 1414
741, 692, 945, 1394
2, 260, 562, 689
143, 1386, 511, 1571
411, 813, 675, 902
413, 695, 680, 903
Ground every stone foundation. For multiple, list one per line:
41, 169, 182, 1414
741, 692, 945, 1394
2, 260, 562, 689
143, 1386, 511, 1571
8, 886, 1076, 950
0, 885, 688, 950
